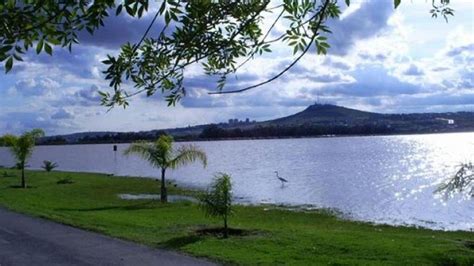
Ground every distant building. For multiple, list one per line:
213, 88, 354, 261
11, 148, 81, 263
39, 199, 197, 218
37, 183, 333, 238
436, 118, 455, 125
228, 118, 255, 125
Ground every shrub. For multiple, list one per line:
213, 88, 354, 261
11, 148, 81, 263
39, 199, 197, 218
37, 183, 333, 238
199, 173, 233, 238
41, 160, 58, 172
57, 177, 74, 185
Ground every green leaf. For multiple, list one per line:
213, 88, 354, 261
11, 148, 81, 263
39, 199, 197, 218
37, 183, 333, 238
48, 38, 61, 45
345, 0, 350, 6
13, 54, 23, 61
36, 39, 44, 54
158, 1, 166, 14
165, 11, 171, 24
5, 57, 13, 73
0, 45, 13, 53
125, 5, 134, 16
394, 0, 401, 9
116, 4, 123, 15
293, 45, 298, 55
44, 43, 52, 55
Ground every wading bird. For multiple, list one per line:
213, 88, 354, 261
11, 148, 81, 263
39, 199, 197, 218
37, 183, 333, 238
274, 171, 288, 186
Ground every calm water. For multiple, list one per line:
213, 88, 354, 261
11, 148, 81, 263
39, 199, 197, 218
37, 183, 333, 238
0, 133, 473, 231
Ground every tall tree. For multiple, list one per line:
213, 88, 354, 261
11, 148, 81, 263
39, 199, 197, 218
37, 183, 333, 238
124, 135, 207, 202
2, 129, 45, 188
0, 1, 453, 106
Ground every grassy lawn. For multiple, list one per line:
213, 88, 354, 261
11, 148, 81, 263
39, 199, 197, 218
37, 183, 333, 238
0, 168, 472, 265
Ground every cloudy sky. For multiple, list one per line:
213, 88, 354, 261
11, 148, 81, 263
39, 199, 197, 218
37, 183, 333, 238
0, 0, 473, 135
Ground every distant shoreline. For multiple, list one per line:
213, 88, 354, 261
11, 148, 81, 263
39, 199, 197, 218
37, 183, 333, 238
34, 128, 474, 146
33, 104, 474, 146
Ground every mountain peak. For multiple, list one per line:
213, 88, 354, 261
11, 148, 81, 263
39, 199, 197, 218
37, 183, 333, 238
302, 103, 374, 117
268, 103, 378, 125
305, 103, 340, 111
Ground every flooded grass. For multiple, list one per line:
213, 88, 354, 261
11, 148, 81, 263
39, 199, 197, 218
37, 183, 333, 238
118, 193, 197, 202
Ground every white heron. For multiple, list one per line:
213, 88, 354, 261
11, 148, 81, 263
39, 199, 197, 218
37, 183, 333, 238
274, 171, 288, 186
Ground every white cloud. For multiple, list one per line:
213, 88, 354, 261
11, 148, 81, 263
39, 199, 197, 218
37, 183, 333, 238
0, 1, 473, 135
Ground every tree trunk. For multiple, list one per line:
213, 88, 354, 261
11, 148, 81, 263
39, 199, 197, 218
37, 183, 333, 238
224, 214, 228, 238
160, 168, 167, 203
21, 163, 26, 188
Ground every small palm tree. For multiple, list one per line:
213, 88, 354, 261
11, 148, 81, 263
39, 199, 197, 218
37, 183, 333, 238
124, 135, 207, 202
199, 173, 233, 238
2, 129, 45, 188
42, 160, 58, 172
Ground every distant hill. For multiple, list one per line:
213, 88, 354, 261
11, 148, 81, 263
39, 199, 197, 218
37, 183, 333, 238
262, 103, 473, 129
263, 104, 382, 126
39, 104, 474, 144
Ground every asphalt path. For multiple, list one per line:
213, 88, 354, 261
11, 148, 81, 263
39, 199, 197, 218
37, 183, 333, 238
0, 207, 215, 266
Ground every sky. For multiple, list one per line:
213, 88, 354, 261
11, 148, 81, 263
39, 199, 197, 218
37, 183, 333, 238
0, 0, 473, 135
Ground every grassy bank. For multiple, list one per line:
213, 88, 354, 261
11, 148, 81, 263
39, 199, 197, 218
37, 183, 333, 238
0, 168, 472, 265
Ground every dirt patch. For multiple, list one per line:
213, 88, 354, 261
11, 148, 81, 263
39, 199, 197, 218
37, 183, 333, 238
57, 178, 74, 185
118, 194, 197, 203
195, 227, 256, 237
9, 185, 36, 189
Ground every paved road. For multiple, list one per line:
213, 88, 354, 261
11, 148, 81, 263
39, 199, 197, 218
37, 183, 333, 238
0, 208, 215, 266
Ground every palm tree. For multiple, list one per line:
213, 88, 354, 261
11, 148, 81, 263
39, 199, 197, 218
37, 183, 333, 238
124, 135, 207, 202
2, 129, 45, 188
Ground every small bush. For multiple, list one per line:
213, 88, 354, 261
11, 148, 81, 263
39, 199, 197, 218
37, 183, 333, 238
42, 160, 58, 172
57, 177, 74, 185
199, 173, 233, 238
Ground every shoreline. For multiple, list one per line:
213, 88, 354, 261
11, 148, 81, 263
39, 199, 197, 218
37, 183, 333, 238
1, 166, 472, 232
0, 168, 472, 264
2, 167, 473, 232
34, 129, 474, 146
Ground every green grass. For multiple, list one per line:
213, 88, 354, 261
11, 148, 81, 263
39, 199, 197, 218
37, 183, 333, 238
0, 168, 472, 265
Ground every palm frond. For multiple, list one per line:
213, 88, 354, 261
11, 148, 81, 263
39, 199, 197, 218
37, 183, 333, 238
169, 145, 208, 169
123, 141, 166, 169
6, 133, 35, 162
28, 128, 45, 140
0, 134, 18, 146
199, 173, 232, 218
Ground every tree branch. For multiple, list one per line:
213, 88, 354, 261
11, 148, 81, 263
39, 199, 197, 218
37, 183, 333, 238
209, 0, 330, 95
120, 1, 270, 101
234, 7, 285, 71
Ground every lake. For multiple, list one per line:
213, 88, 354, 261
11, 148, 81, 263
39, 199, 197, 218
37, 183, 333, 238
0, 133, 473, 231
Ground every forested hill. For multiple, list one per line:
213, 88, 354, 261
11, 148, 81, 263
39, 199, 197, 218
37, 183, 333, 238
39, 104, 474, 144
263, 104, 382, 126
264, 104, 472, 128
